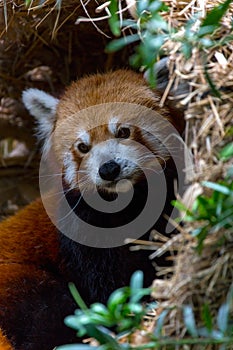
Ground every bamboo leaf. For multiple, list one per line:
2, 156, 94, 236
183, 305, 198, 337
154, 310, 169, 337
202, 181, 232, 196
68, 282, 88, 311
106, 34, 140, 52
219, 143, 233, 161
108, 0, 120, 36
201, 303, 213, 332
204, 66, 221, 98
217, 303, 230, 334
201, 0, 232, 28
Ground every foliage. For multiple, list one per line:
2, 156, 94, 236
182, 283, 233, 349
173, 159, 233, 253
57, 271, 152, 350
107, 0, 233, 86
57, 271, 233, 350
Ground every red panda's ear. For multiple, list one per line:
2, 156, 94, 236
144, 57, 189, 104
22, 88, 59, 143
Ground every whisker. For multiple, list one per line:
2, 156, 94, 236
77, 170, 89, 174
142, 166, 166, 174
57, 190, 85, 223
39, 173, 63, 178
136, 154, 167, 164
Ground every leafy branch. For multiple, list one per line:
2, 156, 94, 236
173, 145, 233, 254
57, 271, 233, 350
107, 0, 233, 87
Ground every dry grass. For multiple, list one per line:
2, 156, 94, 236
144, 0, 233, 342
0, 0, 233, 345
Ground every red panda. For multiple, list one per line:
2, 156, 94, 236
0, 67, 186, 350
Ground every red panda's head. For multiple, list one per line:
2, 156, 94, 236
22, 69, 184, 195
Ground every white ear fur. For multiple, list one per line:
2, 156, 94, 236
22, 88, 59, 142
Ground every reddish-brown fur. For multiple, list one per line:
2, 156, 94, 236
0, 330, 12, 350
0, 69, 184, 349
0, 200, 57, 349
0, 199, 57, 265
57, 70, 182, 129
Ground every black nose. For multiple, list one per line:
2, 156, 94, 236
99, 160, 121, 181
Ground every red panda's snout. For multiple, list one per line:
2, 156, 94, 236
98, 160, 121, 181
63, 138, 143, 193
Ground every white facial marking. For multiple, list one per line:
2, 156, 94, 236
42, 137, 52, 157
63, 152, 77, 189
76, 130, 90, 145
108, 116, 119, 135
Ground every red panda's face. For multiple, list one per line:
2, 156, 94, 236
59, 111, 170, 194
22, 69, 184, 197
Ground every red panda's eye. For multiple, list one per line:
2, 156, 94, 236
116, 127, 130, 139
77, 142, 90, 154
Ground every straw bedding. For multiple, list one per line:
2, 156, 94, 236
0, 0, 233, 345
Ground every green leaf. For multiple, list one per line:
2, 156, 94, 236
148, 16, 169, 33
217, 302, 230, 334
118, 318, 134, 331
219, 143, 233, 161
204, 66, 221, 98
201, 0, 232, 28
147, 0, 164, 13
130, 288, 151, 304
202, 181, 233, 196
147, 34, 166, 50
130, 270, 143, 290
145, 65, 157, 88
91, 303, 110, 316
86, 325, 121, 349
227, 166, 233, 178
198, 25, 218, 37
192, 227, 204, 237
127, 302, 143, 314
108, 0, 120, 36
227, 283, 233, 301
69, 283, 88, 311
201, 303, 213, 332
89, 314, 112, 326
195, 227, 209, 254
182, 42, 193, 59
136, 0, 149, 16
64, 316, 87, 337
57, 345, 97, 350
183, 305, 198, 337
129, 271, 151, 303
106, 34, 140, 52
194, 196, 210, 217
172, 200, 193, 217
199, 37, 214, 48
154, 309, 168, 337
107, 289, 128, 313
